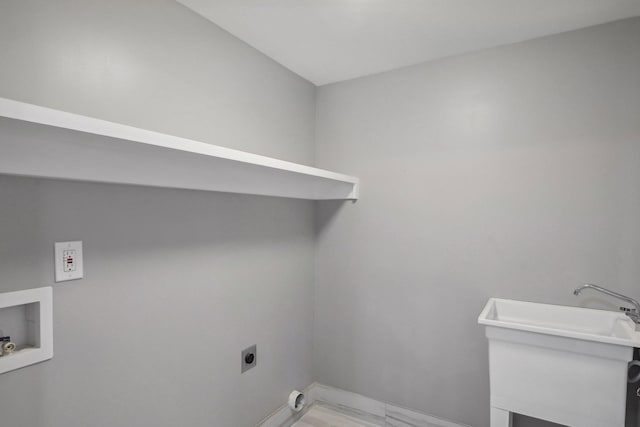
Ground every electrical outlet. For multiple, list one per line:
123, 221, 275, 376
241, 345, 257, 373
62, 249, 76, 272
55, 241, 83, 282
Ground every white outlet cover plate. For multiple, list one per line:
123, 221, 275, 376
54, 241, 83, 282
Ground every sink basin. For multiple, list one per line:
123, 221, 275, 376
478, 298, 640, 347
479, 298, 640, 427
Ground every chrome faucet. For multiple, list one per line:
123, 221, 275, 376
574, 284, 640, 324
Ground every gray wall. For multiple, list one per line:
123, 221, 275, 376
0, 0, 314, 165
314, 18, 640, 427
0, 1, 316, 426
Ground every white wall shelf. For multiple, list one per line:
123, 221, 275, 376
0, 97, 359, 200
0, 287, 53, 375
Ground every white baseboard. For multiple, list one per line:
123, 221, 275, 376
256, 383, 470, 427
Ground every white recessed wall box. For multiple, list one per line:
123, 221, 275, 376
0, 287, 53, 374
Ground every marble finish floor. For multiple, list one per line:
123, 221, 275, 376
292, 405, 381, 427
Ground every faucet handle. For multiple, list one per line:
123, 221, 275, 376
620, 307, 640, 324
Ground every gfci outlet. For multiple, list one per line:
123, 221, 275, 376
54, 241, 83, 282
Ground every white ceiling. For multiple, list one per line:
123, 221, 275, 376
177, 0, 640, 85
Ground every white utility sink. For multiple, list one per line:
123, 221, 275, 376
479, 298, 640, 347
479, 298, 640, 427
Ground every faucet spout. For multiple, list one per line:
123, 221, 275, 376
574, 284, 640, 323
